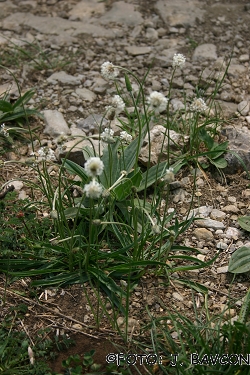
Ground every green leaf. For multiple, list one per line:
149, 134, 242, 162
88, 267, 126, 313
238, 287, 250, 324
175, 279, 208, 294
63, 159, 88, 183
198, 127, 214, 149
113, 178, 133, 201
32, 271, 89, 286
124, 73, 132, 92
138, 159, 186, 192
130, 169, 143, 188
238, 216, 250, 232
82, 145, 96, 160
209, 156, 227, 169
228, 246, 250, 273
0, 100, 13, 113
99, 139, 119, 187
12, 90, 35, 109
121, 125, 147, 173
64, 207, 83, 219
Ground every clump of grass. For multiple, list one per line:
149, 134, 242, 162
0, 54, 232, 345
0, 54, 230, 313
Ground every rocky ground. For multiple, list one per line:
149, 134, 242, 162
1, 0, 250, 373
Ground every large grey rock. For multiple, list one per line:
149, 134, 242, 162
43, 110, 71, 137
193, 44, 217, 61
195, 218, 225, 230
76, 114, 107, 135
2, 12, 115, 39
69, 0, 105, 20
75, 88, 97, 103
238, 101, 249, 116
153, 48, 178, 67
47, 71, 84, 85
57, 137, 102, 166
139, 125, 189, 166
99, 1, 143, 27
125, 46, 152, 56
221, 125, 250, 174
214, 101, 238, 119
155, 0, 204, 27
227, 64, 247, 77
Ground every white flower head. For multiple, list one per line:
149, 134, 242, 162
172, 53, 186, 69
164, 167, 175, 183
100, 127, 115, 144
105, 95, 125, 120
84, 179, 103, 199
112, 95, 125, 113
84, 157, 104, 177
37, 147, 57, 161
148, 91, 168, 114
120, 131, 132, 144
101, 61, 119, 80
190, 98, 208, 113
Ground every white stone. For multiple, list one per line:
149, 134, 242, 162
222, 205, 239, 213
217, 266, 228, 274
75, 88, 97, 103
145, 27, 158, 40
238, 101, 249, 116
239, 54, 249, 62
155, 0, 204, 27
43, 110, 70, 137
99, 1, 143, 27
225, 227, 241, 239
193, 228, 214, 241
11, 181, 23, 190
125, 46, 152, 56
47, 71, 83, 85
210, 209, 226, 221
69, 0, 105, 20
196, 218, 225, 230
172, 292, 184, 302
193, 44, 217, 61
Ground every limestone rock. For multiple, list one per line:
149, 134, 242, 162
193, 44, 217, 61
195, 218, 225, 230
155, 0, 204, 27
238, 101, 249, 116
125, 46, 152, 56
2, 12, 115, 39
210, 209, 226, 221
57, 138, 102, 166
193, 228, 214, 241
99, 1, 143, 27
215, 101, 238, 119
227, 64, 246, 77
69, 0, 105, 20
76, 114, 107, 135
75, 88, 97, 103
139, 125, 189, 166
43, 110, 70, 137
47, 71, 83, 85
221, 125, 250, 173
